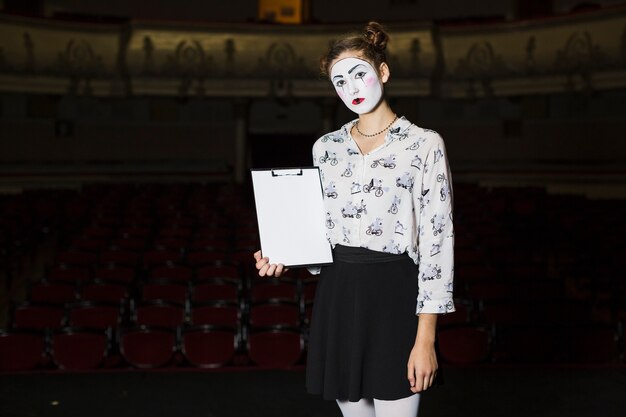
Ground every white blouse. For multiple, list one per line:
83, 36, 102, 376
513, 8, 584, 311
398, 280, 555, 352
310, 116, 455, 315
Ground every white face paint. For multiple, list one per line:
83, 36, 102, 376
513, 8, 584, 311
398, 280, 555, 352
330, 57, 383, 115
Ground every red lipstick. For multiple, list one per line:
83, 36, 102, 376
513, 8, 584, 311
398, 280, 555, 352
352, 98, 365, 105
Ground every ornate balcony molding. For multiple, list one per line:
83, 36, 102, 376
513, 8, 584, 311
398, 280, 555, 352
0, 16, 124, 95
0, 8, 624, 98
440, 8, 626, 97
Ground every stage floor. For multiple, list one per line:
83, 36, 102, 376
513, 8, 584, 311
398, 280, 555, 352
1, 365, 625, 417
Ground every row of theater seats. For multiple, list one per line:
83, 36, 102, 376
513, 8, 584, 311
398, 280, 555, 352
449, 184, 625, 364
1, 325, 304, 371
1, 182, 625, 371
3, 264, 318, 370
1, 301, 307, 371
3, 320, 624, 371
4, 321, 621, 371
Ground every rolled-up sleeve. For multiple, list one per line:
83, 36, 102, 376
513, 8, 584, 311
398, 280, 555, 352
413, 133, 455, 315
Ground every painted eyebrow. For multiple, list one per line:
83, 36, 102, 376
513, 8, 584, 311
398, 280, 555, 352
331, 62, 367, 80
348, 64, 366, 74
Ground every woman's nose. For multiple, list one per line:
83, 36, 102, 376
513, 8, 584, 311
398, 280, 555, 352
347, 81, 359, 95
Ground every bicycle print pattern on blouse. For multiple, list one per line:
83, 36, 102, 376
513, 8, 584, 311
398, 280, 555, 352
311, 116, 455, 315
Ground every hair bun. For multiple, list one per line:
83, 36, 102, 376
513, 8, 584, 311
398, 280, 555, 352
363, 21, 389, 51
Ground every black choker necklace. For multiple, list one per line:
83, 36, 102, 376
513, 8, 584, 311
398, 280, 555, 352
355, 115, 398, 138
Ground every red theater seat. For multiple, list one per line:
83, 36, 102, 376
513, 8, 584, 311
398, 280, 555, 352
190, 238, 230, 251
230, 250, 254, 264
195, 227, 231, 239
191, 279, 240, 303
466, 280, 514, 301
196, 265, 238, 280
152, 237, 188, 252
51, 328, 109, 370
567, 324, 620, 363
94, 265, 136, 284
0, 330, 46, 371
438, 324, 491, 364
133, 300, 186, 329
480, 300, 530, 325
143, 250, 181, 267
528, 300, 590, 325
13, 303, 66, 330
30, 281, 77, 305
108, 238, 147, 253
190, 301, 240, 327
83, 226, 115, 240
158, 227, 192, 239
99, 250, 141, 266
48, 266, 91, 283
250, 280, 298, 302
70, 237, 107, 252
247, 326, 304, 367
186, 251, 228, 266
81, 281, 129, 304
120, 326, 177, 368
68, 302, 122, 330
141, 281, 188, 304
513, 279, 564, 301
249, 301, 301, 327
117, 226, 151, 239
182, 325, 238, 368
150, 265, 193, 283
57, 251, 98, 268
455, 264, 497, 282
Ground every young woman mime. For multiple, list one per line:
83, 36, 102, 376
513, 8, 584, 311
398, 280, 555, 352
254, 21, 455, 417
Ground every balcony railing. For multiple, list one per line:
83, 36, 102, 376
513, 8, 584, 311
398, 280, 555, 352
0, 7, 624, 97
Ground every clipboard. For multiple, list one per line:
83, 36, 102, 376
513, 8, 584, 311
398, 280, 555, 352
251, 167, 333, 268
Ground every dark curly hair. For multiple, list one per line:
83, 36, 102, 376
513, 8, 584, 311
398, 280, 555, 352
320, 21, 390, 79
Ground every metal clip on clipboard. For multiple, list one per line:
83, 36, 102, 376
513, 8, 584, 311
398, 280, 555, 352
271, 168, 303, 177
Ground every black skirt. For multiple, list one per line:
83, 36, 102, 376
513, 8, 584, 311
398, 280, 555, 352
305, 244, 444, 402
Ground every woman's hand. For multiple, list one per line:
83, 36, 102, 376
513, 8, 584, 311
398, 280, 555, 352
253, 250, 288, 277
407, 340, 438, 393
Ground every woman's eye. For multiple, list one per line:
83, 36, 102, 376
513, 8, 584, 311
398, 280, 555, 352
335, 80, 346, 87
354, 71, 366, 79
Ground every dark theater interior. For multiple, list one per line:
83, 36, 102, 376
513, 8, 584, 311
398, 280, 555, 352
0, 0, 625, 416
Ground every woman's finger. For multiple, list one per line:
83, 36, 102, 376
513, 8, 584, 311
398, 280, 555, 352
259, 263, 270, 277
412, 374, 423, 393
407, 361, 416, 389
267, 264, 277, 276
255, 257, 269, 270
430, 370, 436, 388
253, 250, 262, 262
411, 367, 426, 393
275, 264, 284, 277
